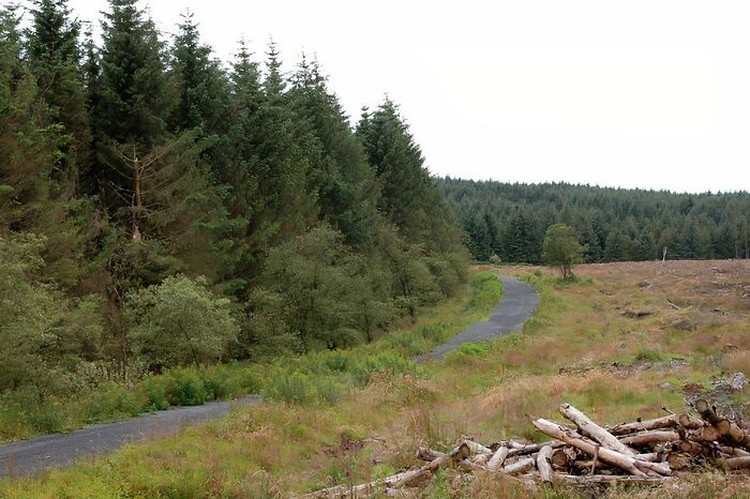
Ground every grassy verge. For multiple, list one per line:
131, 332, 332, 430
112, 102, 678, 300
3, 263, 749, 498
0, 272, 501, 444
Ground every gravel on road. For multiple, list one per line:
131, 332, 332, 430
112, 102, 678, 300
418, 276, 539, 362
0, 396, 259, 478
0, 274, 538, 478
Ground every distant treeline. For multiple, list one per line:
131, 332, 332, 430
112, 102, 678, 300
0, 0, 468, 395
436, 178, 750, 264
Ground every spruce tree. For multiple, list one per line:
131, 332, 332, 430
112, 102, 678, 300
358, 99, 468, 300
357, 100, 432, 241
224, 41, 316, 289
26, 0, 91, 196
96, 0, 170, 219
0, 6, 60, 229
168, 11, 229, 146
288, 57, 380, 247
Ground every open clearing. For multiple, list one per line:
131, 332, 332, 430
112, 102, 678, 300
1, 261, 749, 498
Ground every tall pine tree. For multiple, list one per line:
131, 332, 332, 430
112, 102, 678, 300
26, 0, 91, 196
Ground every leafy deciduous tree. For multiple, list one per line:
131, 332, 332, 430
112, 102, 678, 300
127, 274, 238, 369
543, 223, 584, 280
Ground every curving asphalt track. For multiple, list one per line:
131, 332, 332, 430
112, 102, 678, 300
0, 396, 259, 479
418, 276, 539, 362
0, 275, 538, 479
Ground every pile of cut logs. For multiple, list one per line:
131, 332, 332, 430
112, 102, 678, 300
304, 400, 750, 498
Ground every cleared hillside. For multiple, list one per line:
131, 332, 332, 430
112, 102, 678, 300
2, 261, 748, 497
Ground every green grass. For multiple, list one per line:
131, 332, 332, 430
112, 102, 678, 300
5, 264, 748, 498
0, 271, 503, 444
0, 271, 505, 497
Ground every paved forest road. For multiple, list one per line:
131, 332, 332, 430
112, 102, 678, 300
0, 275, 538, 479
418, 276, 539, 362
0, 396, 259, 479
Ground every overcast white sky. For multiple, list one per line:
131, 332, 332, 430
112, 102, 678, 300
63, 0, 750, 194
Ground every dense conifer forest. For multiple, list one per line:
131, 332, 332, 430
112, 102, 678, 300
0, 0, 469, 396
437, 178, 750, 264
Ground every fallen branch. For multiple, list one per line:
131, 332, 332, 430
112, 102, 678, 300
610, 414, 678, 435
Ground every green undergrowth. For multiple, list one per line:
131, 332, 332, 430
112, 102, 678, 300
0, 271, 503, 443
4, 268, 746, 497
0, 271, 505, 496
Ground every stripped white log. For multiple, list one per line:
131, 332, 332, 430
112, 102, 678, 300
609, 414, 678, 435
536, 445, 554, 483
487, 446, 510, 471
619, 431, 680, 447
507, 440, 565, 457
633, 459, 672, 476
501, 456, 536, 475
559, 403, 638, 456
533, 418, 668, 477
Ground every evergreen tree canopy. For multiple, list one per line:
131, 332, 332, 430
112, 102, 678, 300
0, 1, 470, 404
438, 178, 750, 264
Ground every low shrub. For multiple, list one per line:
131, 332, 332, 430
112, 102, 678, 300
263, 371, 316, 405
84, 382, 144, 423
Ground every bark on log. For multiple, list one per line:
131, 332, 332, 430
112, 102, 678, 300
570, 459, 609, 473
550, 447, 578, 471
678, 413, 703, 430
619, 431, 680, 447
676, 440, 706, 455
536, 445, 554, 483
501, 456, 536, 475
559, 403, 638, 456
610, 415, 678, 435
715, 419, 750, 449
462, 439, 493, 455
722, 456, 750, 470
718, 446, 750, 458
416, 448, 445, 462
695, 399, 722, 426
487, 446, 510, 471
533, 418, 671, 476
557, 474, 670, 485
666, 453, 694, 471
698, 425, 722, 443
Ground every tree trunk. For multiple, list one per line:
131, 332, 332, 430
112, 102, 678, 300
559, 403, 637, 456
501, 456, 536, 475
487, 446, 509, 471
619, 431, 680, 447
532, 418, 671, 476
536, 445, 554, 483
609, 414, 677, 435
